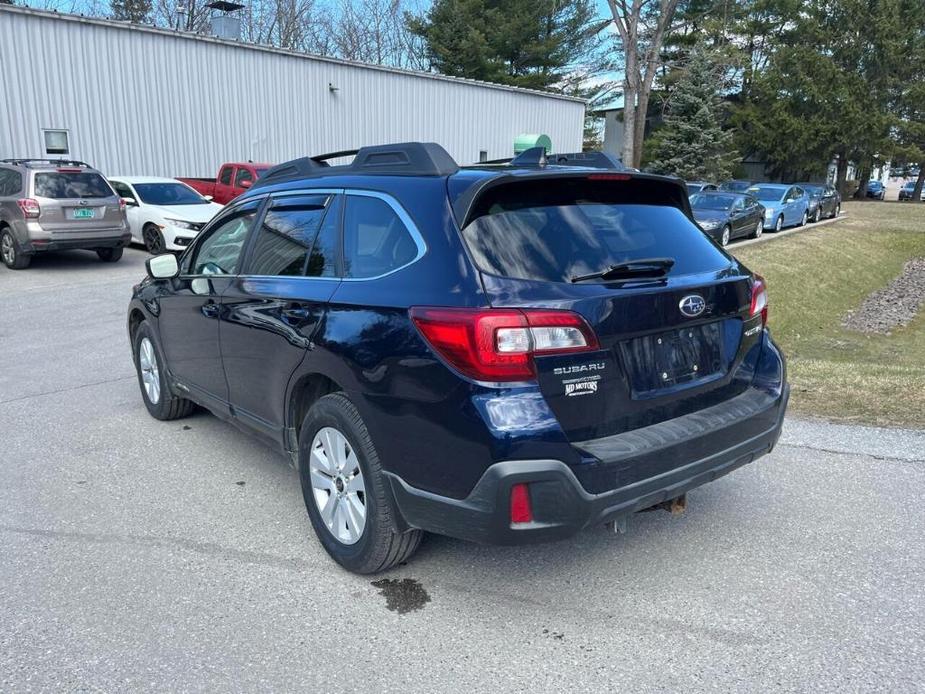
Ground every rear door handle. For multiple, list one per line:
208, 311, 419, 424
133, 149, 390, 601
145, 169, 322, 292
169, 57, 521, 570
201, 301, 220, 318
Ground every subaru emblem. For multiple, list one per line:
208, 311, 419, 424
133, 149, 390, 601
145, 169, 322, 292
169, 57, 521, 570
679, 294, 706, 318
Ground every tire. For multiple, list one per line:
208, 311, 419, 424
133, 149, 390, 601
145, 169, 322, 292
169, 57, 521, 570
813, 207, 821, 223
97, 247, 123, 262
132, 321, 195, 420
775, 215, 783, 232
299, 392, 423, 574
751, 220, 763, 239
800, 211, 808, 226
143, 224, 165, 254
833, 203, 841, 218
1, 228, 31, 270
720, 225, 731, 247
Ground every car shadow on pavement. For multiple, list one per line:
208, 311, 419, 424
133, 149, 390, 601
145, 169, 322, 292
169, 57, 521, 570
0, 248, 147, 275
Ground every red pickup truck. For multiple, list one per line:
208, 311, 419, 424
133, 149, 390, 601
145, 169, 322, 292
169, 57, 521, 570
177, 162, 272, 205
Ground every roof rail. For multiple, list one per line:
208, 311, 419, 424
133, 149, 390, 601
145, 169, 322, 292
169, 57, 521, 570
253, 142, 459, 188
0, 158, 92, 168
468, 149, 626, 171
547, 151, 626, 170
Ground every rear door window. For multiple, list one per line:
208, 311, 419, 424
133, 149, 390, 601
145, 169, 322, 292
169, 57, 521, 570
246, 194, 330, 276
461, 180, 728, 283
34, 172, 113, 199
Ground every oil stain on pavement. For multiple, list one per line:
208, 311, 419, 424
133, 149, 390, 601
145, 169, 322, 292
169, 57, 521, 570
371, 578, 431, 614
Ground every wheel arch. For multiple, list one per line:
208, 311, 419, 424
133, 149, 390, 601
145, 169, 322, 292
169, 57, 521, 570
286, 372, 345, 456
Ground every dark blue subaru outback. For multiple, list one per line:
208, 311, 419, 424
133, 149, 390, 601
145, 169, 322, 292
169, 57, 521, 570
127, 143, 788, 573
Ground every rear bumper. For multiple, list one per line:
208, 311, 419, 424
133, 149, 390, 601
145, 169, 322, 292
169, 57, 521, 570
387, 384, 789, 545
24, 232, 132, 253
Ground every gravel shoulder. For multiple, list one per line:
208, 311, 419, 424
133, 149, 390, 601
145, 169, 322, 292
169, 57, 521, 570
842, 257, 925, 334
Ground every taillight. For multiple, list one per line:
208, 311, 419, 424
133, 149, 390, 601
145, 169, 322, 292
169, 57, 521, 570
17, 199, 41, 218
750, 274, 768, 326
409, 307, 599, 382
510, 483, 533, 524
118, 197, 126, 212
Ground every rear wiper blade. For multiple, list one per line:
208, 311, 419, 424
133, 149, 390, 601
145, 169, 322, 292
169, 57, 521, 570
570, 257, 675, 283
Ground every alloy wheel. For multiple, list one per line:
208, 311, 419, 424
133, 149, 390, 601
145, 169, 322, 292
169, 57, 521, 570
801, 212, 808, 226
775, 216, 783, 232
138, 337, 161, 404
144, 226, 163, 254
309, 426, 367, 545
814, 208, 821, 223
754, 221, 763, 239
0, 233, 14, 266
721, 226, 730, 247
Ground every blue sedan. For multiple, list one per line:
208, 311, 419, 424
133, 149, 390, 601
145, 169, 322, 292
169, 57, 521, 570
747, 184, 810, 231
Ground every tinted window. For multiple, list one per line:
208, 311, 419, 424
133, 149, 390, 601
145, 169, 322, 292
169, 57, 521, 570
248, 195, 330, 276
0, 168, 22, 196
219, 166, 234, 186
191, 203, 259, 275
134, 183, 208, 206
34, 172, 113, 199
747, 186, 785, 202
307, 194, 341, 278
462, 200, 728, 283
235, 168, 254, 188
343, 195, 419, 278
690, 193, 737, 210
110, 180, 134, 199
720, 181, 752, 192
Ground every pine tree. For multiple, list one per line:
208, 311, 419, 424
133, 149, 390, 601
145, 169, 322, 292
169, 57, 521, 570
111, 0, 152, 23
406, 0, 604, 93
645, 48, 739, 180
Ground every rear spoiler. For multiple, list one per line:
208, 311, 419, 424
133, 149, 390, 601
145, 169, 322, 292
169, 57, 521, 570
451, 170, 693, 229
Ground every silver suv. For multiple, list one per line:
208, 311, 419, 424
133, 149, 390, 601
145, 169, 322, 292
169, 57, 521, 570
0, 159, 130, 269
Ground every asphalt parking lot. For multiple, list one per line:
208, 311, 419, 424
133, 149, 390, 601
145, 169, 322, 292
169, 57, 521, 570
2, 248, 924, 692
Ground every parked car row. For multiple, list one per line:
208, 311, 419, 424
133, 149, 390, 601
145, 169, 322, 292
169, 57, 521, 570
0, 157, 273, 269
686, 179, 841, 246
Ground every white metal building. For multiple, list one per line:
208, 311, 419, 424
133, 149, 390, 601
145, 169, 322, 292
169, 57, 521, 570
0, 5, 585, 177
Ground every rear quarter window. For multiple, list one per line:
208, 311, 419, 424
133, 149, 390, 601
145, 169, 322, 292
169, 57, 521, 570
33, 172, 114, 199
460, 179, 729, 283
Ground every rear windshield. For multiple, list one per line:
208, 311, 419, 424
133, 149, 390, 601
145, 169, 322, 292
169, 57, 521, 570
34, 172, 113, 199
747, 186, 785, 202
461, 182, 728, 283
690, 193, 737, 210
719, 181, 751, 192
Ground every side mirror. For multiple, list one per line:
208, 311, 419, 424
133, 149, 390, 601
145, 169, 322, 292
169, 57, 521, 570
146, 253, 179, 279
121, 196, 138, 206
203, 195, 214, 202
239, 179, 252, 189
